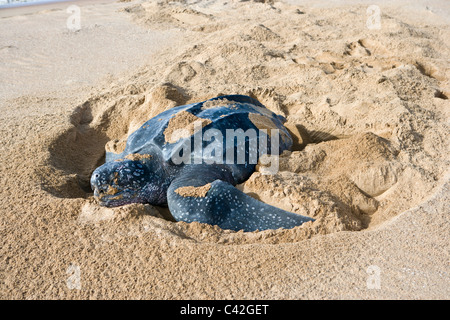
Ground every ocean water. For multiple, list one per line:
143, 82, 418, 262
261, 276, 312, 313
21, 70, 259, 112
0, 0, 67, 8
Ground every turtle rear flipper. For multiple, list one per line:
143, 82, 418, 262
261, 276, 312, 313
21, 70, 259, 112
167, 166, 314, 232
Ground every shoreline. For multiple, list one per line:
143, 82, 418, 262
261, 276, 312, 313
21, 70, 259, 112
0, 0, 116, 17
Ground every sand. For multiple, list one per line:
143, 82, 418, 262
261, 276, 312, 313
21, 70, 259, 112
0, 0, 449, 299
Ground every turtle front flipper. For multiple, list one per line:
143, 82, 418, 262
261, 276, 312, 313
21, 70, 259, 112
167, 167, 314, 232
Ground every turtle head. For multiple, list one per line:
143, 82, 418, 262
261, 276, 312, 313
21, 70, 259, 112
90, 154, 168, 207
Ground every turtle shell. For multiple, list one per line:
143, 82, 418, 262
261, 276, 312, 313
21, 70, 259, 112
106, 95, 292, 183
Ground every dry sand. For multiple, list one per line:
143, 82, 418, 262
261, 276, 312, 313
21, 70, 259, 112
0, 0, 449, 299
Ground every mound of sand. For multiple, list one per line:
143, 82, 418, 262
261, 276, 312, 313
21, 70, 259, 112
0, 0, 448, 299
40, 0, 448, 242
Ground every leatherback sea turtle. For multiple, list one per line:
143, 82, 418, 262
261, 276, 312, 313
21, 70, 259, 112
90, 95, 314, 232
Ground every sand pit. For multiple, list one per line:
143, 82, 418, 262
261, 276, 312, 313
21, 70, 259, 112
0, 0, 449, 299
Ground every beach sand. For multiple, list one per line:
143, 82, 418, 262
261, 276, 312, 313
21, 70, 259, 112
0, 0, 449, 299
